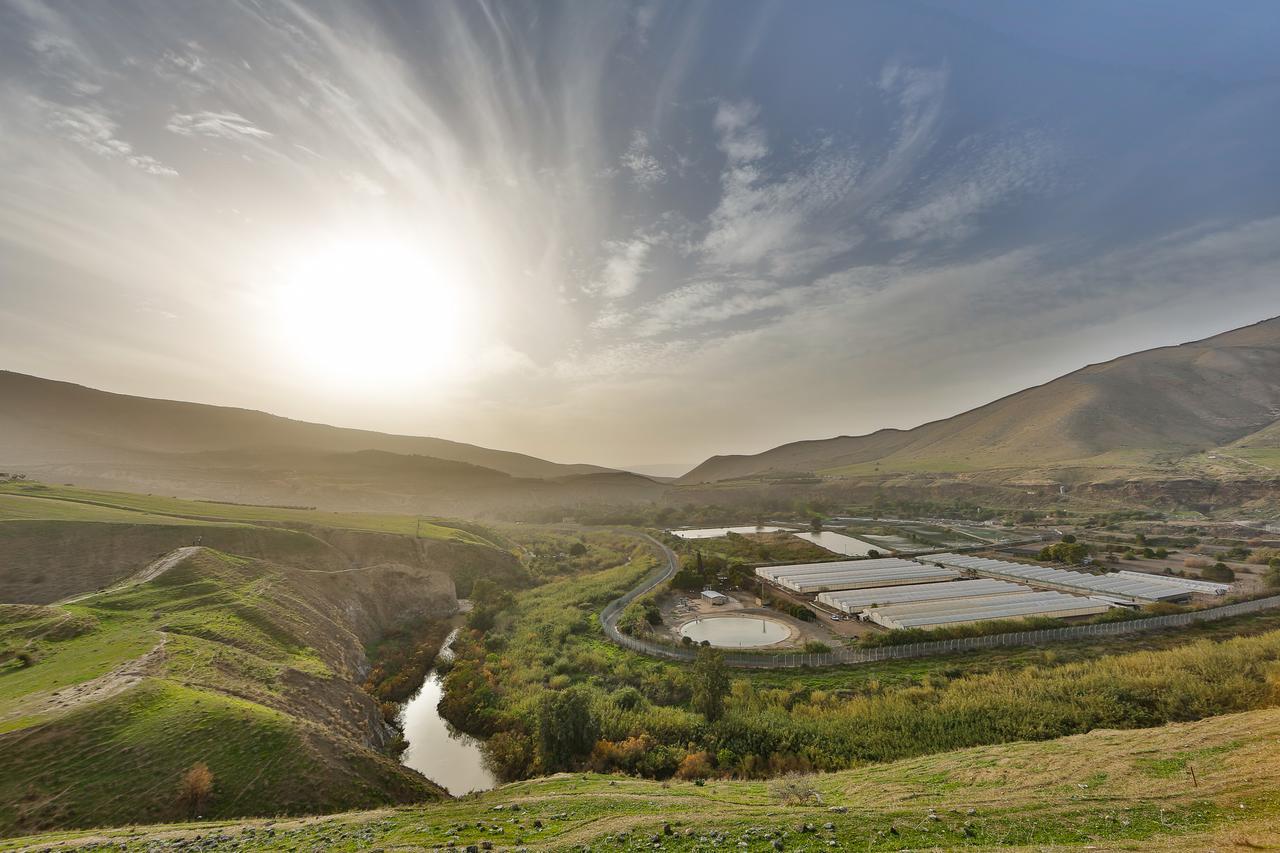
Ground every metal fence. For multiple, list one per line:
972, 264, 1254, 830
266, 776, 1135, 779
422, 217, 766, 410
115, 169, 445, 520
603, 586, 1280, 669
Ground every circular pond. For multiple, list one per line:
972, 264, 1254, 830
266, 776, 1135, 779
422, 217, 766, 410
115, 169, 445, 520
679, 615, 793, 648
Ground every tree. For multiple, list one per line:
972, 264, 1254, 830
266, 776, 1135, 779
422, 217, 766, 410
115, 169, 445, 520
1265, 557, 1280, 589
809, 516, 823, 533
691, 646, 730, 722
1202, 562, 1235, 582
177, 763, 214, 817
1061, 534, 1077, 544
568, 541, 587, 557
537, 686, 598, 772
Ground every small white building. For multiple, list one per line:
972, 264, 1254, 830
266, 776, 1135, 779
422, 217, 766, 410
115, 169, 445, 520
701, 589, 729, 605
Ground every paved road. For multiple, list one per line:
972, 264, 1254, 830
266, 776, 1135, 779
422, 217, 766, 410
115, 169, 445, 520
600, 532, 679, 641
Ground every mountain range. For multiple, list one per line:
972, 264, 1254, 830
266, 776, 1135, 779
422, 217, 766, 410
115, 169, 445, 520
3, 316, 1278, 514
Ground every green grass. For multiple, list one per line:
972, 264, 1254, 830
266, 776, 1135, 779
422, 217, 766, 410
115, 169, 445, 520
0, 679, 429, 836
0, 482, 496, 546
6, 707, 1279, 850
0, 494, 230, 525
0, 547, 444, 836
0, 607, 155, 707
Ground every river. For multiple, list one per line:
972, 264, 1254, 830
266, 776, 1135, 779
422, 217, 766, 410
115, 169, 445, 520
397, 627, 497, 795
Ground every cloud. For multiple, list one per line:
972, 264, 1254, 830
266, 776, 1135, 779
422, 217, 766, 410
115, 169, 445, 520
590, 238, 651, 299
35, 99, 177, 176
701, 100, 861, 273
884, 132, 1058, 243
620, 131, 666, 188
166, 110, 273, 140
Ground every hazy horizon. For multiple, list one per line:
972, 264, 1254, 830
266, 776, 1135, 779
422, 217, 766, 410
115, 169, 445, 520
4, 1, 1280, 468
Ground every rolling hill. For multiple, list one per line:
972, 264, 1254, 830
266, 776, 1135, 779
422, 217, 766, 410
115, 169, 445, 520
0, 371, 605, 479
0, 372, 666, 513
682, 316, 1280, 484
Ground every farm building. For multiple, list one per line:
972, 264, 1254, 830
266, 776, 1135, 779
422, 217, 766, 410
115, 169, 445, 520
700, 589, 729, 605
816, 578, 1028, 615
865, 590, 1110, 630
924, 554, 1192, 604
1113, 570, 1230, 595
755, 558, 957, 594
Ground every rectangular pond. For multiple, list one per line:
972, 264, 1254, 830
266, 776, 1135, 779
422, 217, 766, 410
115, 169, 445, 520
793, 530, 887, 557
670, 525, 789, 540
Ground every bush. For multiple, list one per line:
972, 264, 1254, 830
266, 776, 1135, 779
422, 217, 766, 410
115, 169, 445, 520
177, 763, 214, 816
675, 750, 714, 780
1203, 562, 1235, 582
803, 641, 830, 654
769, 773, 822, 805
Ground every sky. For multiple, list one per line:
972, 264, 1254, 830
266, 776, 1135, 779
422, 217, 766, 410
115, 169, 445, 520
2, 0, 1280, 470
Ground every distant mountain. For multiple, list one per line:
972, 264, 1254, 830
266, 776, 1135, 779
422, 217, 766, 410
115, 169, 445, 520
0, 372, 665, 512
681, 317, 1280, 484
0, 371, 607, 478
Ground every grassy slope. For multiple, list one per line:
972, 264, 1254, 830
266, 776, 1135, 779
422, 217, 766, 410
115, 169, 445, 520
6, 706, 1279, 851
0, 549, 443, 836
0, 482, 495, 546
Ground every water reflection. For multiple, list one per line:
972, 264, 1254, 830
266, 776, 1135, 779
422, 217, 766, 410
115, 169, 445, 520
398, 628, 496, 795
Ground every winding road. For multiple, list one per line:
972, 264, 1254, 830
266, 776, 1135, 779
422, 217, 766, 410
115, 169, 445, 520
599, 532, 679, 643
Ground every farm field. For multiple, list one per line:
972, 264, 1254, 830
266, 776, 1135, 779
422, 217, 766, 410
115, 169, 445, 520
0, 482, 494, 546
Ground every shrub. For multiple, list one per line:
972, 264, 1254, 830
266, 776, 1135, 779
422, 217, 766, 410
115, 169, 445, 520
803, 641, 831, 653
769, 773, 822, 805
177, 763, 214, 816
1202, 562, 1235, 582
675, 750, 714, 780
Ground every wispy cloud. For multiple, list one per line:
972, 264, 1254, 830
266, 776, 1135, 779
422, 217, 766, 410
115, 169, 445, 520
590, 238, 652, 299
620, 131, 666, 188
35, 98, 177, 176
166, 111, 273, 140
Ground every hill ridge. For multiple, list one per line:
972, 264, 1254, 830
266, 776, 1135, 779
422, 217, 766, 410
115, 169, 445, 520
681, 315, 1280, 483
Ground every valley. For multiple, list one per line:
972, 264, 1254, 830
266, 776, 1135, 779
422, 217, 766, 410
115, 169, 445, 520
2, 320, 1279, 849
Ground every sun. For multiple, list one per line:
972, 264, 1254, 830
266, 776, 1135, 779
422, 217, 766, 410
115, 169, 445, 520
269, 234, 471, 389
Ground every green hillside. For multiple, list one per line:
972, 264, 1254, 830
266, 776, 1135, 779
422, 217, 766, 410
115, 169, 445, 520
0, 482, 495, 544
0, 543, 476, 836
6, 706, 1278, 851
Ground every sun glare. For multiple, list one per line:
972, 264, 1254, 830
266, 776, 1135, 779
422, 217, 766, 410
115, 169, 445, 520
270, 235, 471, 389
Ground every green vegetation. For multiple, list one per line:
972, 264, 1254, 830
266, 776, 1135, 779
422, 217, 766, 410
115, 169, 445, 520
0, 547, 448, 835
438, 530, 1280, 783
1038, 541, 1090, 563
0, 482, 494, 546
7, 707, 1280, 851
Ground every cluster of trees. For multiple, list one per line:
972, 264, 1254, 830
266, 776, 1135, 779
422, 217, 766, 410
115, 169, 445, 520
670, 552, 754, 592
1037, 540, 1090, 564
616, 595, 662, 636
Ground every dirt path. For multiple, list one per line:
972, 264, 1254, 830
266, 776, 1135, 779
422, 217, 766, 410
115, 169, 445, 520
0, 634, 167, 727
58, 545, 203, 605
